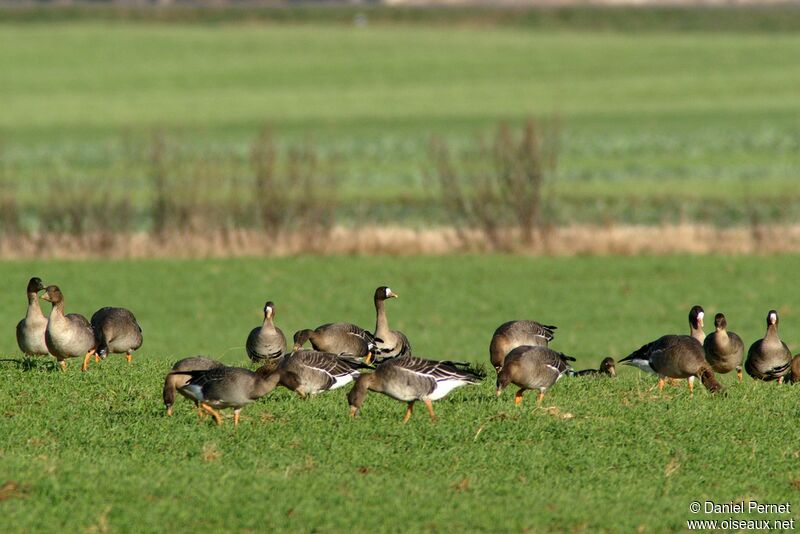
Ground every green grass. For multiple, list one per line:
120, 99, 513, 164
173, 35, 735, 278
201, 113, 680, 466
1, 256, 800, 531
1, 21, 799, 225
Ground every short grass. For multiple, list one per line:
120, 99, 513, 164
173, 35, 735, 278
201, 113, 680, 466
1, 20, 799, 224
1, 255, 799, 531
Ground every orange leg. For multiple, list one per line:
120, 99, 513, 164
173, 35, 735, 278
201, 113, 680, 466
688, 376, 695, 395
195, 402, 206, 418
126, 352, 133, 364
166, 406, 174, 417
737, 368, 742, 383
536, 390, 545, 406
515, 389, 525, 406
81, 350, 96, 372
657, 377, 666, 392
58, 359, 67, 371
94, 354, 101, 363
233, 409, 241, 427
201, 403, 223, 425
423, 399, 437, 422
402, 402, 414, 423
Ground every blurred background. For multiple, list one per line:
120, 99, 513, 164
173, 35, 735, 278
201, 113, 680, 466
1, 0, 799, 257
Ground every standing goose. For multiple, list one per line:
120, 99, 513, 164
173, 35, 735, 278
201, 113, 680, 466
745, 310, 792, 383
496, 345, 575, 405
571, 357, 616, 377
489, 320, 557, 373
703, 313, 744, 381
16, 277, 49, 357
163, 356, 225, 416
246, 301, 287, 364
41, 286, 96, 371
91, 307, 143, 363
619, 306, 722, 394
373, 286, 411, 360
347, 356, 485, 422
293, 324, 377, 364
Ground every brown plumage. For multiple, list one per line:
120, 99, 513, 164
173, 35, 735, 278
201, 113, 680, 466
496, 346, 575, 405
16, 277, 48, 357
372, 286, 411, 360
348, 356, 484, 422
703, 313, 744, 381
91, 307, 143, 363
41, 285, 97, 371
489, 320, 557, 372
745, 310, 792, 383
163, 356, 225, 416
246, 301, 287, 364
790, 354, 800, 384
572, 357, 616, 377
293, 324, 376, 364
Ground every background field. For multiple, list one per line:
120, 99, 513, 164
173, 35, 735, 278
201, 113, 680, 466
1, 7, 800, 230
1, 255, 800, 531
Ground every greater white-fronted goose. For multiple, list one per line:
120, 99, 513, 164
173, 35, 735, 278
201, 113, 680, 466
489, 320, 556, 373
16, 277, 48, 357
91, 307, 143, 363
496, 345, 574, 405
571, 357, 616, 377
372, 286, 411, 360
790, 354, 800, 384
163, 356, 225, 416
41, 285, 97, 371
293, 324, 377, 364
745, 310, 792, 383
273, 349, 368, 397
688, 305, 705, 344
620, 335, 722, 395
174, 365, 280, 426
348, 356, 484, 422
703, 313, 744, 381
246, 301, 287, 364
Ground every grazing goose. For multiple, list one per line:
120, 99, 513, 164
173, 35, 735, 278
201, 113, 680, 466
373, 286, 411, 360
571, 357, 616, 377
91, 307, 143, 363
489, 320, 556, 373
163, 356, 225, 416
745, 310, 792, 383
789, 354, 800, 384
347, 356, 485, 422
246, 301, 287, 364
41, 285, 96, 371
272, 349, 368, 397
16, 277, 48, 357
293, 324, 377, 364
496, 346, 575, 405
703, 313, 744, 381
174, 365, 279, 426
620, 329, 722, 395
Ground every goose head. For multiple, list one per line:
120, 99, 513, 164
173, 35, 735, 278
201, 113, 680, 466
767, 310, 779, 327
263, 301, 275, 320
600, 357, 616, 377
689, 305, 704, 330
714, 313, 728, 332
27, 277, 45, 295
292, 329, 312, 352
40, 285, 64, 305
374, 286, 398, 301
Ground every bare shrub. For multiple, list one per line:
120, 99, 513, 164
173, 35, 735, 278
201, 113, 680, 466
430, 118, 560, 251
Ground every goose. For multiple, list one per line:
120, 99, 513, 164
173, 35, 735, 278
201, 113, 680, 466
293, 324, 377, 364
745, 310, 792, 383
16, 277, 48, 357
571, 357, 616, 377
489, 320, 556, 373
41, 285, 96, 371
496, 345, 575, 405
703, 313, 744, 381
91, 307, 143, 363
163, 356, 225, 416
790, 354, 800, 384
174, 365, 278, 426
619, 306, 722, 394
372, 286, 411, 360
174, 351, 367, 426
347, 356, 484, 422
246, 301, 287, 364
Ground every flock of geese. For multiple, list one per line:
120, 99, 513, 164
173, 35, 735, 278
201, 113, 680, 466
13, 277, 800, 426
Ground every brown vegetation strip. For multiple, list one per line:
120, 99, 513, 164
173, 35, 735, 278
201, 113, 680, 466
1, 224, 798, 259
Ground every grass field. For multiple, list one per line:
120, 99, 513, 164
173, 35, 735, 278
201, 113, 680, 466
1, 18, 800, 225
1, 255, 799, 531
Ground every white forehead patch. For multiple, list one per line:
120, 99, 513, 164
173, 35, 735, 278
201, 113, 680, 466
770, 312, 777, 323
385, 287, 392, 297
697, 311, 704, 321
